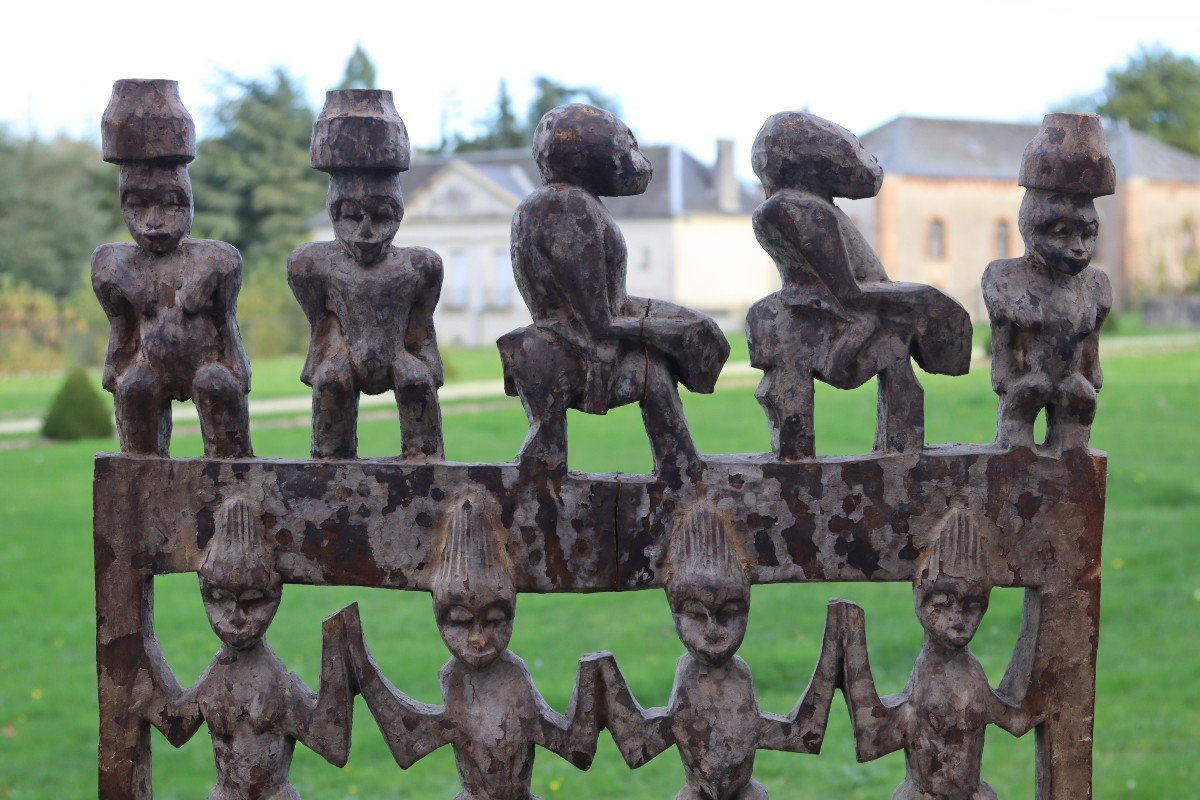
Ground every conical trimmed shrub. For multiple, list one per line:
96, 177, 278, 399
42, 367, 114, 441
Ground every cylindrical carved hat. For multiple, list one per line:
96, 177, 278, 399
1019, 113, 1115, 197
311, 89, 410, 173
102, 79, 196, 165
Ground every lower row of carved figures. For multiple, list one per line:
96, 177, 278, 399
96, 81, 1115, 475
142, 496, 1038, 800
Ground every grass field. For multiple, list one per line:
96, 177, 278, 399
0, 341, 1197, 799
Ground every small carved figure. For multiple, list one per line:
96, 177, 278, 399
983, 113, 1115, 452
838, 508, 1040, 800
596, 504, 842, 799
289, 89, 445, 460
143, 496, 353, 798
93, 79, 252, 457
499, 104, 730, 478
336, 497, 603, 798
746, 111, 971, 459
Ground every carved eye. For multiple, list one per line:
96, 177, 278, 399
239, 589, 265, 605
679, 600, 707, 619
444, 606, 473, 625
483, 606, 510, 624
716, 601, 746, 624
927, 591, 951, 607
207, 587, 232, 603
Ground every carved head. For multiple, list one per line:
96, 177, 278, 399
328, 171, 404, 265
665, 504, 751, 667
913, 508, 991, 650
118, 163, 193, 255
533, 104, 651, 197
431, 498, 516, 670
1019, 190, 1100, 276
752, 111, 883, 200
199, 496, 281, 651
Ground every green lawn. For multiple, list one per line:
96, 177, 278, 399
0, 344, 1197, 799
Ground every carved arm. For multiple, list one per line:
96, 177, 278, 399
288, 612, 357, 767
838, 600, 906, 761
402, 250, 445, 388
533, 652, 607, 769
140, 633, 205, 748
91, 251, 136, 392
593, 652, 674, 768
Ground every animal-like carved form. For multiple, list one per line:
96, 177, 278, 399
142, 496, 353, 798
746, 111, 971, 459
93, 79, 251, 457
499, 104, 729, 479
289, 89, 445, 460
838, 508, 1041, 800
334, 498, 603, 799
596, 504, 842, 799
983, 113, 1114, 452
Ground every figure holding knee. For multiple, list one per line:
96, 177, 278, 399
289, 90, 444, 460
501, 104, 729, 479
984, 114, 1114, 453
838, 508, 1041, 800
596, 504, 842, 799
93, 79, 251, 457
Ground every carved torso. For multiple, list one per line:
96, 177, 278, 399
670, 655, 761, 800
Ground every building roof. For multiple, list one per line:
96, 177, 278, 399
398, 144, 760, 217
861, 116, 1200, 184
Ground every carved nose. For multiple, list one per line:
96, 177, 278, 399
468, 628, 487, 649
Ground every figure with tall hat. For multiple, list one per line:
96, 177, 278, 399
288, 89, 445, 460
93, 79, 252, 457
983, 113, 1115, 452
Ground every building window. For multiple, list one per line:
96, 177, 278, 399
448, 249, 470, 309
996, 220, 1010, 259
490, 248, 513, 309
928, 219, 946, 260
1183, 223, 1198, 259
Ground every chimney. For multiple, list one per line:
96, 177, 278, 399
715, 139, 739, 213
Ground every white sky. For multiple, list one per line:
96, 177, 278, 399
3, 0, 1198, 179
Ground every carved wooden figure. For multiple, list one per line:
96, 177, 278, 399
499, 104, 730, 480
288, 89, 445, 460
597, 504, 842, 799
838, 508, 1041, 800
335, 498, 603, 799
141, 496, 354, 798
983, 113, 1115, 452
745, 111, 972, 459
93, 79, 252, 458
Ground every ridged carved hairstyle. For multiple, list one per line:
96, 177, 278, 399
665, 503, 751, 603
915, 507, 991, 592
431, 497, 515, 609
200, 495, 278, 590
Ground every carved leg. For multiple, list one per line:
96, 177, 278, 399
756, 365, 815, 460
995, 376, 1053, 449
311, 366, 358, 459
641, 359, 700, 482
396, 381, 444, 461
192, 363, 252, 458
114, 360, 171, 456
1045, 373, 1097, 453
875, 358, 924, 454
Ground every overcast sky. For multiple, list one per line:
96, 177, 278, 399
3, 0, 1197, 178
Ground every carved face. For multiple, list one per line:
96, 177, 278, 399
533, 104, 652, 197
1019, 190, 1100, 276
119, 164, 193, 254
914, 577, 989, 650
200, 576, 281, 651
329, 171, 404, 265
668, 580, 749, 667
434, 593, 515, 670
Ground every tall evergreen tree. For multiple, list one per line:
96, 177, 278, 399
525, 76, 619, 133
451, 76, 619, 153
338, 44, 378, 90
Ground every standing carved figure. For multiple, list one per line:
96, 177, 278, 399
93, 79, 252, 458
289, 90, 445, 460
746, 112, 971, 459
334, 497, 603, 799
142, 496, 353, 798
983, 113, 1114, 452
838, 508, 1040, 800
499, 104, 729, 479
596, 504, 842, 799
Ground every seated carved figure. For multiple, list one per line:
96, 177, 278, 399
596, 504, 842, 799
983, 113, 1114, 453
142, 496, 353, 799
499, 104, 729, 479
746, 112, 971, 459
333, 498, 603, 799
289, 90, 444, 460
837, 508, 1041, 800
92, 79, 251, 458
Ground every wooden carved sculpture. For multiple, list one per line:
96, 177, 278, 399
746, 111, 972, 459
333, 497, 603, 798
141, 496, 354, 798
499, 104, 730, 480
837, 508, 1041, 800
596, 504, 842, 799
289, 89, 445, 460
93, 79, 252, 458
983, 113, 1114, 453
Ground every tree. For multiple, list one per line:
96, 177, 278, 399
42, 366, 113, 441
449, 76, 620, 153
338, 44, 377, 90
525, 76, 619, 133
454, 80, 526, 152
